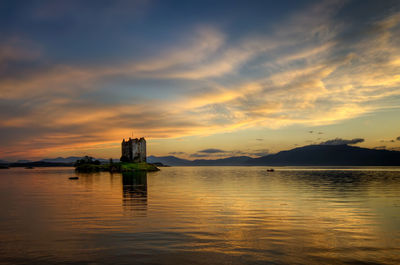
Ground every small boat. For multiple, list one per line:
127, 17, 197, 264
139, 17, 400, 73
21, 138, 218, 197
267, 168, 275, 172
69, 176, 79, 180
25, 166, 34, 169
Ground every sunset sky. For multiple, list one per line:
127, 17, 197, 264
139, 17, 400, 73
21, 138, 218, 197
1, 0, 400, 161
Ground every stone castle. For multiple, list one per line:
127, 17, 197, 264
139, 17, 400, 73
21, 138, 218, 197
121, 137, 146, 163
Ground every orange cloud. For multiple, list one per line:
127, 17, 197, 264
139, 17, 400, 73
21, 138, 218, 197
1, 3, 400, 159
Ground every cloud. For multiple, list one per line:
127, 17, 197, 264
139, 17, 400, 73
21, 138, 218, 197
186, 5, 400, 129
189, 153, 210, 158
256, 138, 264, 141
320, 138, 365, 145
198, 148, 226, 153
0, 27, 225, 100
374, 146, 386, 150
397, 136, 400, 141
169, 151, 186, 155
0, 38, 41, 64
1, 1, 400, 159
381, 139, 396, 143
187, 148, 269, 159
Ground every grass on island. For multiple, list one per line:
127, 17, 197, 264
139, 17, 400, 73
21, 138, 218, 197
118, 162, 159, 172
74, 157, 159, 173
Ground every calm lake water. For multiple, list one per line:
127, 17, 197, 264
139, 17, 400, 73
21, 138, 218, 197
0, 167, 399, 265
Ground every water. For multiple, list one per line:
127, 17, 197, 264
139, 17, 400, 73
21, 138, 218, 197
0, 167, 399, 265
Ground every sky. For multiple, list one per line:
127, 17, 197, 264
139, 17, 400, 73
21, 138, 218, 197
1, 0, 400, 161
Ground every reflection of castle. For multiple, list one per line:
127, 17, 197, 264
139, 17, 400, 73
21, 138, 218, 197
121, 137, 146, 163
122, 171, 147, 215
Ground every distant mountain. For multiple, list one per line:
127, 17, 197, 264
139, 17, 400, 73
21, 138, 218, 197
149, 145, 400, 166
6, 145, 400, 167
1, 157, 114, 165
40, 156, 84, 163
9, 161, 75, 167
191, 156, 252, 166
148, 155, 252, 166
16, 160, 32, 163
249, 144, 400, 166
40, 156, 114, 163
147, 155, 193, 166
3, 156, 120, 168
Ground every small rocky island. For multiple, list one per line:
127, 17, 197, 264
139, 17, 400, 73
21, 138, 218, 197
75, 137, 159, 173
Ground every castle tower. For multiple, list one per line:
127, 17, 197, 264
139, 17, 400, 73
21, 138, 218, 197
121, 137, 147, 163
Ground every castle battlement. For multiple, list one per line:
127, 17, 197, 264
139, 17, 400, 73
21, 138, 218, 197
121, 137, 146, 163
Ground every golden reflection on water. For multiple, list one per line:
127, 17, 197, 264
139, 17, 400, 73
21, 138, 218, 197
0, 167, 399, 264
122, 171, 147, 216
